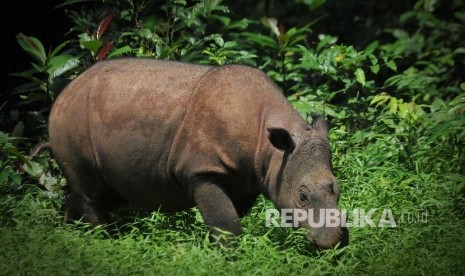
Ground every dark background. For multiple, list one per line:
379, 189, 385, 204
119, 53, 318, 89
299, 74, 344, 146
2, 0, 71, 106
1, 0, 415, 101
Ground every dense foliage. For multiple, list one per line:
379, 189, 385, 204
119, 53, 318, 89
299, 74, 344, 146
1, 0, 464, 274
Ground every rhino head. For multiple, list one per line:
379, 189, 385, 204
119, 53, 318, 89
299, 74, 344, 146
266, 116, 349, 249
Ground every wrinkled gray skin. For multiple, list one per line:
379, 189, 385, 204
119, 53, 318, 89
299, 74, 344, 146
48, 59, 348, 249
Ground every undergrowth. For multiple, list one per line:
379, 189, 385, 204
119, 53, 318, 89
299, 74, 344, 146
1, 129, 464, 275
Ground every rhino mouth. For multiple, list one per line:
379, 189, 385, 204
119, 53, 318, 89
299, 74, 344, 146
306, 226, 349, 249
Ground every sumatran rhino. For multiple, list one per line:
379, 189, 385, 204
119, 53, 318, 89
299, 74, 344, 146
47, 58, 348, 249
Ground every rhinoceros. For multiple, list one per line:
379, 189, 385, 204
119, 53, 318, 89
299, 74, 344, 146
43, 58, 348, 249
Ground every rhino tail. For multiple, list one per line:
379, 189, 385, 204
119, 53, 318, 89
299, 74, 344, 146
29, 142, 52, 160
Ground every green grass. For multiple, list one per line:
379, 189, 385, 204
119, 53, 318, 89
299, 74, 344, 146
1, 142, 465, 275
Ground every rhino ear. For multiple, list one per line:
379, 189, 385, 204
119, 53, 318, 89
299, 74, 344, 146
311, 115, 328, 134
268, 128, 296, 153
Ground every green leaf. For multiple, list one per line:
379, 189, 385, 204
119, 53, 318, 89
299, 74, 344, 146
449, 94, 465, 114
370, 64, 380, 74
80, 40, 102, 53
392, 29, 409, 39
355, 68, 366, 86
47, 55, 80, 78
141, 28, 153, 39
40, 174, 58, 192
454, 47, 465, 54
210, 15, 231, 26
108, 46, 133, 58
213, 35, 224, 47
316, 34, 338, 53
389, 97, 399, 113
173, 0, 186, 5
301, 52, 320, 70
398, 102, 409, 118
48, 40, 70, 61
11, 174, 22, 186
370, 92, 391, 107
460, 83, 465, 91
31, 62, 45, 73
364, 40, 379, 55
24, 161, 44, 178
386, 60, 397, 71
0, 170, 9, 185
3, 145, 26, 160
16, 34, 47, 65
223, 41, 237, 48
224, 18, 251, 30
241, 32, 277, 49
368, 53, 378, 65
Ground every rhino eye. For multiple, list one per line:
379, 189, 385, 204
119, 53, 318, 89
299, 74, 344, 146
299, 192, 308, 202
297, 186, 311, 206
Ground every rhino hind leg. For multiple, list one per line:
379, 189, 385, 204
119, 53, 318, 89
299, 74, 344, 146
63, 192, 110, 226
62, 181, 126, 226
57, 153, 125, 226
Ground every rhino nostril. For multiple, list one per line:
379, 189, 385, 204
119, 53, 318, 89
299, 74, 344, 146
321, 181, 334, 195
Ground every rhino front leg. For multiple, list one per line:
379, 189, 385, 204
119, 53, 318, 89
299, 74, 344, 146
233, 194, 258, 218
193, 182, 242, 239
